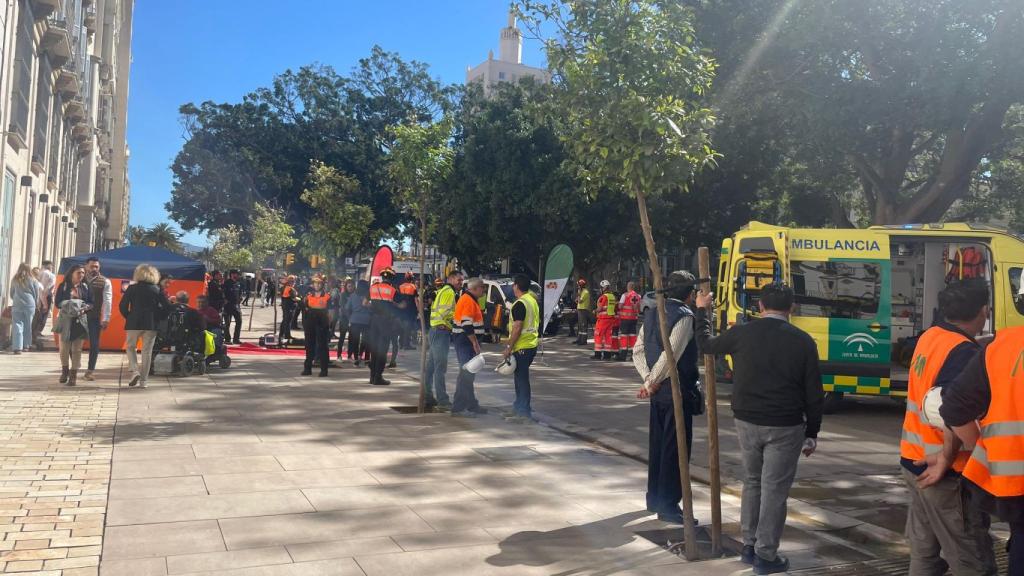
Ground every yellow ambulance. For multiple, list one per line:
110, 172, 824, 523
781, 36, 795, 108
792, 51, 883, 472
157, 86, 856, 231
716, 222, 1024, 411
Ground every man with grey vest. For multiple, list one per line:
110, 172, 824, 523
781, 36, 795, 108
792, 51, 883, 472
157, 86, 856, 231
695, 283, 823, 575
633, 271, 703, 526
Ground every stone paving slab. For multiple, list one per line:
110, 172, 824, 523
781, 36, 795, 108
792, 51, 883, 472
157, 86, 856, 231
0, 351, 120, 576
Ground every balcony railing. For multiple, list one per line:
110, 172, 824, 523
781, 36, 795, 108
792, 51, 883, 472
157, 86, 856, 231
31, 0, 61, 19
84, 5, 97, 31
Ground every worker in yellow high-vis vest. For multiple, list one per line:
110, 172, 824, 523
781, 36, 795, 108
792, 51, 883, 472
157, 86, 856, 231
424, 270, 464, 410
503, 274, 539, 421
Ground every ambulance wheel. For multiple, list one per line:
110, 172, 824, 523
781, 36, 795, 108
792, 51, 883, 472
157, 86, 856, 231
179, 356, 195, 377
219, 356, 232, 369
822, 392, 844, 414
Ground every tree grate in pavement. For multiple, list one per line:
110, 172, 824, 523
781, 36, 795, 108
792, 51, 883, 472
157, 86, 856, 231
789, 543, 1008, 575
635, 527, 742, 560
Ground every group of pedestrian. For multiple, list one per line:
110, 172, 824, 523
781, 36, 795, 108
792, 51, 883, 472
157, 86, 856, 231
632, 273, 821, 575
6, 260, 58, 355
900, 279, 1024, 575
204, 269, 242, 344
573, 278, 642, 362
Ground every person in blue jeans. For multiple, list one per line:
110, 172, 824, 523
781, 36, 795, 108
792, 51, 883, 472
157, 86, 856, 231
9, 263, 40, 354
424, 271, 463, 409
502, 274, 540, 419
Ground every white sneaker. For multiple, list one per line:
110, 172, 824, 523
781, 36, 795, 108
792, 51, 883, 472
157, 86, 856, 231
138, 381, 147, 388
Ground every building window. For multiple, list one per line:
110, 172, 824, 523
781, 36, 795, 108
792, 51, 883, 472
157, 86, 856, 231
791, 260, 882, 319
9, 1, 35, 142
498, 71, 506, 80
48, 94, 62, 177
33, 58, 53, 166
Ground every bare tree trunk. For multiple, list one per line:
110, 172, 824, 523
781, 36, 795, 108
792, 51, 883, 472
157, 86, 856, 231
698, 247, 722, 556
635, 189, 699, 560
417, 213, 429, 414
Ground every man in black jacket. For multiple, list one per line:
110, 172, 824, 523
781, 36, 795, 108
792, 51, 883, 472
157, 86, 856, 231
695, 283, 823, 575
222, 270, 243, 344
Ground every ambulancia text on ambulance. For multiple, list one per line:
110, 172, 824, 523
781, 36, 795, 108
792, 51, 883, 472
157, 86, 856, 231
716, 222, 1024, 412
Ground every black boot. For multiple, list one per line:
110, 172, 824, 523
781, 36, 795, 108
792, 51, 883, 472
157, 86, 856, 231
59, 367, 69, 384
591, 352, 602, 360
301, 363, 313, 376
318, 370, 328, 377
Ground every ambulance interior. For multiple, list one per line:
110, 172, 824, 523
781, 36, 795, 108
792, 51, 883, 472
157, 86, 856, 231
889, 238, 993, 384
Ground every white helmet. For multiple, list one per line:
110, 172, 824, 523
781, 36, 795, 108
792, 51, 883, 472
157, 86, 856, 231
464, 353, 487, 374
599, 280, 611, 289
496, 356, 517, 376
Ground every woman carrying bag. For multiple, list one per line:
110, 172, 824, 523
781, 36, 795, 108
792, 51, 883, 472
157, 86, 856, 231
53, 265, 92, 385
120, 264, 168, 388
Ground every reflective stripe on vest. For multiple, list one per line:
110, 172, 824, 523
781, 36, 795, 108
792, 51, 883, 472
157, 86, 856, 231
370, 283, 395, 301
597, 292, 616, 319
512, 292, 540, 352
430, 285, 456, 328
306, 292, 330, 309
900, 326, 973, 472
963, 326, 1024, 497
399, 283, 417, 296
619, 291, 640, 320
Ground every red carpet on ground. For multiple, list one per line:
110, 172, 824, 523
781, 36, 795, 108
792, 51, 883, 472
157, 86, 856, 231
226, 343, 308, 356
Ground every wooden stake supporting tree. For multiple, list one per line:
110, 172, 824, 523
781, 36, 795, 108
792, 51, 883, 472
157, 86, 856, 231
698, 246, 723, 556
520, 0, 718, 560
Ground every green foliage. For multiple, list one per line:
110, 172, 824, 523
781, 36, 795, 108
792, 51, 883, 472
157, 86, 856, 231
209, 226, 253, 271
167, 47, 453, 247
300, 161, 375, 259
248, 203, 298, 268
522, 0, 718, 199
130, 223, 184, 253
386, 118, 454, 247
692, 0, 1024, 225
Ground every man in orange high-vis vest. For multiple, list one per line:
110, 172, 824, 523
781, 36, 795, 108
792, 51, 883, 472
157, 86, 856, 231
617, 281, 642, 361
300, 275, 332, 377
944, 326, 1024, 575
593, 280, 619, 361
367, 268, 398, 386
901, 280, 996, 576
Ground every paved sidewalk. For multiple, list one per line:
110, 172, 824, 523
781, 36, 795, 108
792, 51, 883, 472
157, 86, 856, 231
0, 351, 119, 575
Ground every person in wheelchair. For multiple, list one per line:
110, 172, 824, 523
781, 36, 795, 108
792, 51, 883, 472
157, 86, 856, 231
150, 292, 208, 377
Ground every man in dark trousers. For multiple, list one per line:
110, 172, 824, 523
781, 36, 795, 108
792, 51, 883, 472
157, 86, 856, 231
367, 268, 398, 386
222, 270, 243, 344
695, 283, 823, 575
300, 275, 331, 377
632, 271, 702, 526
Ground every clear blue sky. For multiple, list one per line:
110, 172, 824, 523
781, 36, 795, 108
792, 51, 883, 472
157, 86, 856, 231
127, 0, 547, 246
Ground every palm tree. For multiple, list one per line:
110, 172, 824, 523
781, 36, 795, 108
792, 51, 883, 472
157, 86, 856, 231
145, 223, 184, 253
126, 225, 148, 246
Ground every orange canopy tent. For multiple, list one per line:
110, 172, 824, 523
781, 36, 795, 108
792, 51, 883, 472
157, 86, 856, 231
57, 246, 207, 351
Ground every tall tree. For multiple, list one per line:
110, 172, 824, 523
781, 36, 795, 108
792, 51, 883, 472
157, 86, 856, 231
523, 0, 718, 556
167, 48, 453, 243
144, 223, 185, 253
693, 0, 1024, 225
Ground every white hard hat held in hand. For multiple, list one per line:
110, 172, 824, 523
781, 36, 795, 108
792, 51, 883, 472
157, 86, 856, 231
496, 356, 517, 375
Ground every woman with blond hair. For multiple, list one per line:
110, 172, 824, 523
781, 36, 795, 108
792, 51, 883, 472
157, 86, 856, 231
119, 264, 168, 388
53, 265, 91, 384
9, 263, 40, 354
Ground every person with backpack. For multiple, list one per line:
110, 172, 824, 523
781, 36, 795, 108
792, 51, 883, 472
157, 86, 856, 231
120, 264, 169, 388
